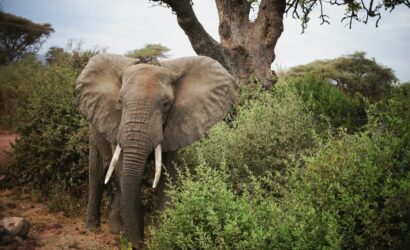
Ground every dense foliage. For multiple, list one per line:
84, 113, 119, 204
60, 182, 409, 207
180, 82, 326, 190
0, 45, 98, 202
0, 49, 408, 248
286, 52, 398, 100
150, 82, 410, 249
287, 75, 368, 132
0, 55, 46, 128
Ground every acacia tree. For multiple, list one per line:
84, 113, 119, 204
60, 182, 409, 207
151, 0, 409, 88
0, 11, 54, 65
286, 52, 398, 100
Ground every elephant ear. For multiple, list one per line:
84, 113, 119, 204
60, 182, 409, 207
75, 54, 138, 143
160, 56, 238, 151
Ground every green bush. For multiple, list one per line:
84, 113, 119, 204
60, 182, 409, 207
150, 78, 409, 249
0, 55, 46, 128
150, 130, 409, 249
297, 133, 408, 249
285, 75, 367, 132
0, 51, 90, 197
180, 82, 327, 188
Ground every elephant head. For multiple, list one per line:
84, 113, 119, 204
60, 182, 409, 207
75, 54, 238, 246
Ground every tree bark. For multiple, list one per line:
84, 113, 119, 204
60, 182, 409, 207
154, 0, 286, 89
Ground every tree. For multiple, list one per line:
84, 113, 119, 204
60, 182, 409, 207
0, 11, 54, 65
125, 43, 170, 63
45, 46, 68, 65
125, 43, 170, 59
286, 52, 398, 100
151, 0, 409, 88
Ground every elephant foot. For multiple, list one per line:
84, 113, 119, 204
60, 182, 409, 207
108, 214, 123, 234
108, 219, 123, 234
131, 241, 146, 250
85, 221, 101, 233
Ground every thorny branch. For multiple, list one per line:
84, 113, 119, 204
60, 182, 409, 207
285, 0, 410, 31
152, 0, 409, 34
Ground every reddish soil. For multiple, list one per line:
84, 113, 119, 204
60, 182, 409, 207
0, 130, 121, 249
0, 189, 120, 250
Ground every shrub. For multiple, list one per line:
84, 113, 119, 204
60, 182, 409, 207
180, 82, 327, 188
0, 50, 90, 198
149, 155, 342, 249
0, 55, 46, 128
285, 75, 367, 132
151, 78, 409, 249
150, 130, 409, 249
296, 133, 408, 249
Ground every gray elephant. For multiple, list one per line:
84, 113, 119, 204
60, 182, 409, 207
75, 54, 238, 248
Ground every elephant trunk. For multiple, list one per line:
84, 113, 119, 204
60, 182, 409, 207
120, 114, 159, 247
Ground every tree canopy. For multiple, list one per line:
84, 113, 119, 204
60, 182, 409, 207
286, 52, 398, 100
125, 43, 170, 59
0, 11, 54, 65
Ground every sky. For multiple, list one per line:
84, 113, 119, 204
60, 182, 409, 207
2, 0, 410, 82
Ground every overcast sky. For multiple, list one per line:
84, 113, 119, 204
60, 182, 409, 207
3, 0, 410, 82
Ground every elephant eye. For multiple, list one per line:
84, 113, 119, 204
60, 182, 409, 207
162, 99, 172, 110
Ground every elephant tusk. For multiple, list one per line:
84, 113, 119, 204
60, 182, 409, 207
104, 145, 121, 184
153, 144, 162, 188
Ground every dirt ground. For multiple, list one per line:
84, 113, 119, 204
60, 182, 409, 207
0, 130, 120, 249
0, 189, 120, 250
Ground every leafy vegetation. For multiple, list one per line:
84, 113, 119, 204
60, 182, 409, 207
150, 82, 410, 249
180, 83, 327, 189
0, 55, 46, 128
0, 45, 94, 201
149, 59, 409, 249
286, 75, 367, 132
125, 43, 170, 60
286, 52, 398, 101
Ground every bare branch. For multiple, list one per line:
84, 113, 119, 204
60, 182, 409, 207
318, 0, 330, 25
285, 0, 410, 30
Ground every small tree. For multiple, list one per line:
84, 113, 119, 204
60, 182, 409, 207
125, 43, 170, 59
0, 11, 54, 65
45, 46, 69, 65
286, 52, 398, 100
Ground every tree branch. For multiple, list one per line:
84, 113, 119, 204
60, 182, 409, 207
286, 0, 410, 30
150, 0, 229, 68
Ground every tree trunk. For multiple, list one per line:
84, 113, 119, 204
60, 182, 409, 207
155, 0, 286, 89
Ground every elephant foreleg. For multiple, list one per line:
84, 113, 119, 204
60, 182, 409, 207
156, 151, 177, 213
85, 125, 112, 231
109, 154, 123, 234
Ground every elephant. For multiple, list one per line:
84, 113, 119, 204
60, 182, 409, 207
75, 54, 238, 248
